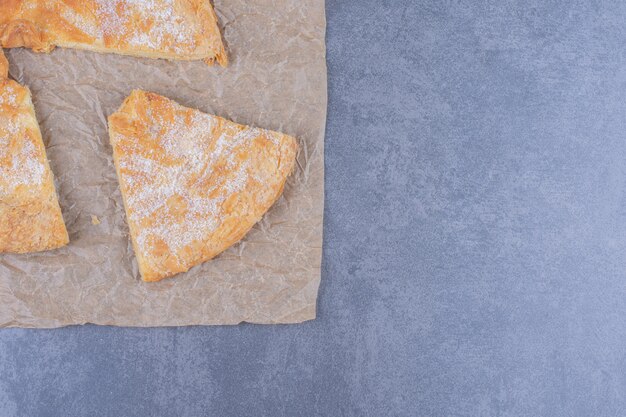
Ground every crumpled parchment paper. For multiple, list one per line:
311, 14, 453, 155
0, 0, 326, 327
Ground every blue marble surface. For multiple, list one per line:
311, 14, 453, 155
1, 1, 626, 416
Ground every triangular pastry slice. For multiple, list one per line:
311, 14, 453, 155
0, 49, 69, 253
108, 90, 298, 282
0, 0, 227, 66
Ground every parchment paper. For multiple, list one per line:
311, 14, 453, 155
0, 0, 326, 327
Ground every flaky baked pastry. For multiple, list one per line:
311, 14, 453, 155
108, 90, 298, 281
0, 47, 7, 78
0, 49, 69, 253
0, 0, 227, 66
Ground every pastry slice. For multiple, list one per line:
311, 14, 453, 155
0, 0, 227, 66
0, 50, 69, 253
108, 90, 298, 281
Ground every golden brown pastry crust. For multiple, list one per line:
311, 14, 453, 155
0, 0, 227, 66
0, 49, 8, 78
108, 90, 298, 282
0, 50, 69, 253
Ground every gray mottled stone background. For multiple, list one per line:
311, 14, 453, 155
1, 1, 626, 416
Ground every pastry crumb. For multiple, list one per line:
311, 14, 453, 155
91, 215, 101, 225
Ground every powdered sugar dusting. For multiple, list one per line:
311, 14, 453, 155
61, 6, 100, 38
115, 101, 265, 262
0, 82, 48, 196
58, 0, 198, 53
0, 122, 46, 195
0, 84, 17, 107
